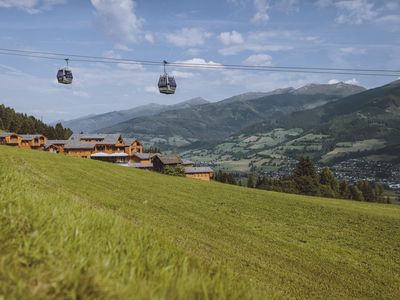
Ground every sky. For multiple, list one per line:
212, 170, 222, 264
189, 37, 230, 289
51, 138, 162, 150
0, 0, 399, 122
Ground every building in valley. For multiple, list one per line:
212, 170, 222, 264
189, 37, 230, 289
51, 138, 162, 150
0, 132, 21, 146
45, 140, 69, 153
152, 155, 183, 173
184, 167, 214, 181
149, 154, 214, 181
20, 134, 47, 149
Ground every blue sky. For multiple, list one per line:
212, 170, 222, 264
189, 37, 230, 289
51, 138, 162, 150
0, 0, 399, 122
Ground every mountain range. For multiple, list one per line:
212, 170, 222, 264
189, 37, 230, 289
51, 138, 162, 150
97, 82, 365, 148
194, 80, 400, 172
60, 97, 209, 133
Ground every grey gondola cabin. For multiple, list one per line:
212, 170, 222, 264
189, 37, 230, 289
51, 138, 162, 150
57, 58, 73, 84
158, 60, 176, 94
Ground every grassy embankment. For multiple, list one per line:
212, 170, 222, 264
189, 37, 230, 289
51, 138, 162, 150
1, 146, 400, 299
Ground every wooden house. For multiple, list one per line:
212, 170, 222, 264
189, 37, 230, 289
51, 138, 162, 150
0, 132, 22, 146
44, 140, 68, 153
132, 152, 158, 164
184, 167, 214, 181
63, 141, 96, 158
20, 134, 47, 149
151, 155, 183, 173
123, 138, 144, 156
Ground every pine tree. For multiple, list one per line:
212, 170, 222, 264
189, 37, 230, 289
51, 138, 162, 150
293, 156, 317, 179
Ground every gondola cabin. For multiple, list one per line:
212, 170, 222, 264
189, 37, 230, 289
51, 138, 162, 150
57, 68, 73, 84
158, 75, 176, 94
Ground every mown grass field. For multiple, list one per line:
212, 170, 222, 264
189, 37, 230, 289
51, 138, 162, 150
1, 146, 400, 299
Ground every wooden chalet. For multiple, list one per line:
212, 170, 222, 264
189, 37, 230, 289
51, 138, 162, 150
20, 134, 47, 149
151, 155, 183, 172
184, 167, 214, 181
0, 132, 21, 146
149, 154, 214, 181
44, 140, 69, 154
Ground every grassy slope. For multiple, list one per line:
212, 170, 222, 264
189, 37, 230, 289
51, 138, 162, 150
1, 146, 400, 299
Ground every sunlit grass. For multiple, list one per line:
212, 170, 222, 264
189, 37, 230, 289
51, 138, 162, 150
1, 146, 400, 299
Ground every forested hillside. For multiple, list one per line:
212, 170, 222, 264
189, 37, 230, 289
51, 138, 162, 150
0, 104, 72, 139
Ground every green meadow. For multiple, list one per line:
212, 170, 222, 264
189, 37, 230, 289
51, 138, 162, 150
1, 146, 400, 299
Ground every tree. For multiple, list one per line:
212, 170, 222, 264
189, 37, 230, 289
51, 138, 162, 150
293, 156, 317, 179
247, 173, 256, 188
319, 167, 339, 195
349, 185, 364, 201
163, 165, 186, 177
339, 180, 350, 199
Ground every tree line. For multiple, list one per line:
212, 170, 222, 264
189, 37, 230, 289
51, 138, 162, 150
215, 157, 389, 203
0, 104, 72, 139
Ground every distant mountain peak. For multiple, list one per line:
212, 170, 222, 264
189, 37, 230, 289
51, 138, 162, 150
292, 82, 366, 96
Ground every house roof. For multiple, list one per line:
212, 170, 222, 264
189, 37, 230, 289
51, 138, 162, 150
123, 138, 141, 146
0, 132, 17, 138
20, 134, 45, 141
45, 140, 68, 147
184, 167, 214, 174
182, 159, 194, 165
134, 152, 159, 160
154, 155, 182, 165
64, 141, 97, 150
68, 133, 123, 145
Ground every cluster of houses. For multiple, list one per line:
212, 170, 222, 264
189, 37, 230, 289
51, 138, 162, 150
0, 132, 214, 181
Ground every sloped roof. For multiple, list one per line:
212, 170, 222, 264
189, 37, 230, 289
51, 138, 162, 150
68, 133, 123, 145
0, 132, 17, 138
45, 140, 68, 147
123, 138, 140, 146
134, 152, 159, 160
20, 134, 45, 141
182, 159, 194, 165
64, 141, 97, 150
154, 155, 182, 165
184, 167, 214, 174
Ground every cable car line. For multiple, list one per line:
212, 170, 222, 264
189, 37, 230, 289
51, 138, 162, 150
0, 50, 398, 78
0, 48, 399, 95
0, 47, 399, 75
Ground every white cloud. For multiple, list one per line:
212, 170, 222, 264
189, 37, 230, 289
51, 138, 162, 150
374, 14, 400, 25
218, 31, 244, 46
243, 54, 272, 66
170, 71, 194, 79
335, 0, 377, 24
344, 78, 360, 85
328, 79, 340, 84
175, 58, 222, 67
274, 0, 299, 12
0, 0, 65, 13
252, 0, 270, 23
144, 33, 155, 44
328, 78, 360, 85
90, 0, 143, 48
218, 30, 314, 56
316, 0, 378, 24
166, 28, 212, 47
340, 47, 366, 54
